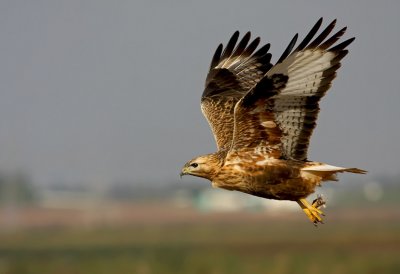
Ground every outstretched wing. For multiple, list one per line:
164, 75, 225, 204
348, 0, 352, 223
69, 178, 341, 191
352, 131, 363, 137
230, 74, 288, 159
201, 32, 273, 150
231, 18, 355, 160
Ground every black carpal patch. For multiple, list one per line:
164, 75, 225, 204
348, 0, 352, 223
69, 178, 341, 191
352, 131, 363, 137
271, 74, 289, 90
242, 74, 288, 107
203, 68, 240, 98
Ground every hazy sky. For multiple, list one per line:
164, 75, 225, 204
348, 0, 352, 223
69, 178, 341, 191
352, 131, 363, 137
0, 1, 399, 185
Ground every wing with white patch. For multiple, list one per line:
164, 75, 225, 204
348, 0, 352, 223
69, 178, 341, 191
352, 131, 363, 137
229, 18, 355, 161
266, 18, 355, 160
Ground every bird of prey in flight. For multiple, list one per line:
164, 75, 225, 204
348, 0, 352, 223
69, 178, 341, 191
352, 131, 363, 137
180, 18, 366, 225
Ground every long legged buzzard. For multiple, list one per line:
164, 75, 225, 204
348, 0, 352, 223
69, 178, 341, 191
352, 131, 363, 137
181, 18, 366, 225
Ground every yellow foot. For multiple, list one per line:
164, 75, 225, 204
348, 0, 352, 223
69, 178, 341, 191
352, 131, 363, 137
297, 197, 326, 226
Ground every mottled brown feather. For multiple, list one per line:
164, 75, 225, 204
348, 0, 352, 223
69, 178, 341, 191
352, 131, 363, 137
201, 32, 273, 150
231, 74, 288, 159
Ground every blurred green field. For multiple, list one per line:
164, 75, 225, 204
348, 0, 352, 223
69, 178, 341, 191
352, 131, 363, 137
0, 209, 399, 274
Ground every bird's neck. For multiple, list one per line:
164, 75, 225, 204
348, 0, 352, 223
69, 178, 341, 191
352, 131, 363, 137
202, 151, 225, 181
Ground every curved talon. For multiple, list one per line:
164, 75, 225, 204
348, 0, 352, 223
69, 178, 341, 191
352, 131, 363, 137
312, 195, 327, 209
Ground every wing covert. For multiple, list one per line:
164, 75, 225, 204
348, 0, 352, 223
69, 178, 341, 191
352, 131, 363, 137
230, 74, 288, 159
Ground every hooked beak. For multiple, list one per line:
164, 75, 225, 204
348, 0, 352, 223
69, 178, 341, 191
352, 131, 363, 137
180, 167, 189, 178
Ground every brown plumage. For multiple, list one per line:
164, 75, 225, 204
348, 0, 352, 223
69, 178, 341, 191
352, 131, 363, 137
181, 18, 366, 225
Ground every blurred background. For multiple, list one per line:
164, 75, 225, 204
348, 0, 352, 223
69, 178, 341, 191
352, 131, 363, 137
0, 1, 399, 273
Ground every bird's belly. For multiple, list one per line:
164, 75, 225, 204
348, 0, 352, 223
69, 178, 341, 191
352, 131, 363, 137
214, 163, 316, 201
247, 177, 316, 201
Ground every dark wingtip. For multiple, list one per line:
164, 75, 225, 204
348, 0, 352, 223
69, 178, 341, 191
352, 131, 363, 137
307, 19, 337, 49
210, 43, 223, 69
330, 37, 355, 52
221, 31, 240, 60
295, 18, 324, 51
231, 31, 252, 58
276, 33, 298, 64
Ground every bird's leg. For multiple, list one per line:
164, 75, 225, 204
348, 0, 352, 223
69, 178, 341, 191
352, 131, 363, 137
297, 198, 325, 226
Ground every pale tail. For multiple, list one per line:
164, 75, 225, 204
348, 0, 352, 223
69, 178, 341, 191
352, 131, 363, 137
302, 164, 366, 182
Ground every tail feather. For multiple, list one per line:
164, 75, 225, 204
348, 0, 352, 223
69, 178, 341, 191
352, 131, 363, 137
341, 168, 367, 174
303, 164, 366, 173
302, 163, 367, 182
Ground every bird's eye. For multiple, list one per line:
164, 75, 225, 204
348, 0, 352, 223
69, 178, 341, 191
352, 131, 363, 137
190, 163, 198, 168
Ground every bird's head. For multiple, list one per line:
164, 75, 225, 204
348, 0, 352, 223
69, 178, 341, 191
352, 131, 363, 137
180, 153, 222, 180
